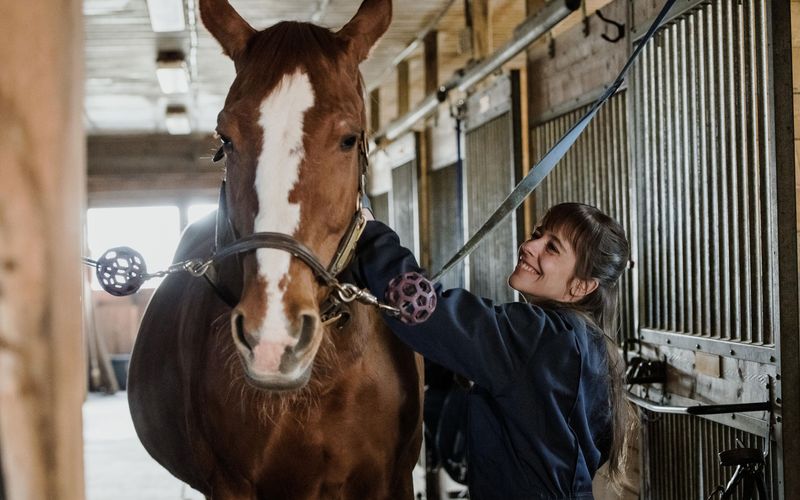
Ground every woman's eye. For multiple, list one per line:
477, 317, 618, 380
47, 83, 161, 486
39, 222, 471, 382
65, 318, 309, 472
340, 135, 358, 151
531, 230, 542, 239
547, 242, 558, 253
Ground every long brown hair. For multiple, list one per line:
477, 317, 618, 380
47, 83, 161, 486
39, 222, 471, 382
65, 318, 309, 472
534, 202, 635, 490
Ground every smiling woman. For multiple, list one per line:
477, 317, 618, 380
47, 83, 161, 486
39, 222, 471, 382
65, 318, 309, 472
353, 201, 633, 498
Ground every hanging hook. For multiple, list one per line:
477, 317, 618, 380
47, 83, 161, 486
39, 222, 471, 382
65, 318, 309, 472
581, 2, 590, 37
595, 8, 625, 43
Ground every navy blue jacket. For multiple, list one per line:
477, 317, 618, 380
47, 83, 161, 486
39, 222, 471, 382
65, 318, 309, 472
353, 221, 612, 500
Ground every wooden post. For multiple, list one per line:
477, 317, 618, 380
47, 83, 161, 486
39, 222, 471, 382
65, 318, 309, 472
424, 31, 439, 95
370, 88, 381, 134
0, 1, 85, 499
470, 0, 492, 61
397, 60, 410, 116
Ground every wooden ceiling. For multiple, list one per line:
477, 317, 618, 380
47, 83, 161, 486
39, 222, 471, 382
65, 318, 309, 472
82, 0, 542, 135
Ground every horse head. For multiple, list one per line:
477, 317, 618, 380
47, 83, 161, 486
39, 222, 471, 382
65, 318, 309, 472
199, 0, 391, 390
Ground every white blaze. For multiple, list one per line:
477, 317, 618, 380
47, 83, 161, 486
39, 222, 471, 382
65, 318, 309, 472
252, 70, 314, 357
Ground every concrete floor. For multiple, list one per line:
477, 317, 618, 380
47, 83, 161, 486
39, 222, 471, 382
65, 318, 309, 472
83, 392, 204, 500
82, 392, 456, 499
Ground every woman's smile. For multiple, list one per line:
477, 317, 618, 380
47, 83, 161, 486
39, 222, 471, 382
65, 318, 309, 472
516, 256, 541, 277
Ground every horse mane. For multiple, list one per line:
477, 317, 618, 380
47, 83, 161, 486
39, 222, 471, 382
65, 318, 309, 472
241, 21, 348, 87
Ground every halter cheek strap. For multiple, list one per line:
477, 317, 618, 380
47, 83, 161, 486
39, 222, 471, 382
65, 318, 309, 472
327, 132, 369, 277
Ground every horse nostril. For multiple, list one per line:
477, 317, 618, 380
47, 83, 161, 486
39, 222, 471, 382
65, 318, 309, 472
232, 310, 258, 351
293, 313, 318, 353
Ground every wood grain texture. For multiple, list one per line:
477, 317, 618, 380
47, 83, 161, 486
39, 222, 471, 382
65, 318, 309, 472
0, 1, 85, 499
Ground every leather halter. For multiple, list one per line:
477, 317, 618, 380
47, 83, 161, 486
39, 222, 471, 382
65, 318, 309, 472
205, 132, 370, 327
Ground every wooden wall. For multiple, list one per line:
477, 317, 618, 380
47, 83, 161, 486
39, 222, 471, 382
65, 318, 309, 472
527, 0, 624, 120
0, 1, 85, 499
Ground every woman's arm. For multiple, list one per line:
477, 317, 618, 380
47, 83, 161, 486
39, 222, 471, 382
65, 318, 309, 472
353, 221, 555, 393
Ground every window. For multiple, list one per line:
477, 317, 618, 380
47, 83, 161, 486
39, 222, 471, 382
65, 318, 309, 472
187, 203, 217, 226
86, 206, 181, 290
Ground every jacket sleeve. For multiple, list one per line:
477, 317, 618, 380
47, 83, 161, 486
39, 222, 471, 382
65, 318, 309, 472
352, 221, 555, 394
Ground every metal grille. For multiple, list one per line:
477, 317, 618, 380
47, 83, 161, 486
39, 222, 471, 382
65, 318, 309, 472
429, 163, 464, 290
391, 161, 419, 258
465, 113, 519, 303
641, 412, 778, 500
631, 0, 774, 344
463, 72, 521, 303
530, 94, 634, 341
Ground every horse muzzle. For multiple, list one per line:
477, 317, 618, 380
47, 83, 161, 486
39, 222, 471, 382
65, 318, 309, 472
231, 309, 321, 390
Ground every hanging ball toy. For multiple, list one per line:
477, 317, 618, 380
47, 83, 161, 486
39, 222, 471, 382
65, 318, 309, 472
385, 272, 437, 325
94, 246, 147, 296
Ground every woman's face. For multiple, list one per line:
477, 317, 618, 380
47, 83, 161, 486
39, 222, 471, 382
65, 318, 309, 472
508, 225, 596, 303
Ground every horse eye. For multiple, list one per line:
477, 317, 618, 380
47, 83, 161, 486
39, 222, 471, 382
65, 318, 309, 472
340, 135, 358, 151
218, 134, 233, 148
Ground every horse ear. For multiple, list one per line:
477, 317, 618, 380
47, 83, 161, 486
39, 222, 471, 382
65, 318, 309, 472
199, 0, 256, 61
338, 0, 392, 62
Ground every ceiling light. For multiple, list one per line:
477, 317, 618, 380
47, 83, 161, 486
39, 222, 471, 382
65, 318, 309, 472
156, 51, 190, 94
165, 105, 192, 135
146, 0, 186, 32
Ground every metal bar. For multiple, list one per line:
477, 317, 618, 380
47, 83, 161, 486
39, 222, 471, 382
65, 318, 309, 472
642, 44, 656, 328
376, 0, 579, 142
742, 1, 764, 342
664, 24, 678, 333
657, 33, 668, 331
678, 18, 692, 336
697, 7, 712, 339
638, 327, 776, 365
757, 0, 772, 345
707, 3, 722, 339
734, 0, 752, 345
725, 0, 743, 343
687, 13, 701, 336
715, 0, 732, 341
628, 393, 769, 416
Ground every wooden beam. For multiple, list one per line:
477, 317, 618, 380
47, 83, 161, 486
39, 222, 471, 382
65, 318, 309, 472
470, 0, 491, 61
0, 0, 85, 499
526, 0, 548, 16
397, 60, 410, 116
424, 30, 439, 95
370, 88, 381, 133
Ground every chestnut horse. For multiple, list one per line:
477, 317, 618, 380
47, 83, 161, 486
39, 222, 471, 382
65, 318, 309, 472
127, 0, 423, 497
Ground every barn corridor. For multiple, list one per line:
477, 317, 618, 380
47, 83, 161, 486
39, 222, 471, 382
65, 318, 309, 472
82, 393, 203, 500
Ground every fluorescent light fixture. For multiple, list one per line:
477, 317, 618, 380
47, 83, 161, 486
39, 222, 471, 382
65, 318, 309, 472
165, 105, 192, 135
146, 0, 186, 32
156, 51, 190, 94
